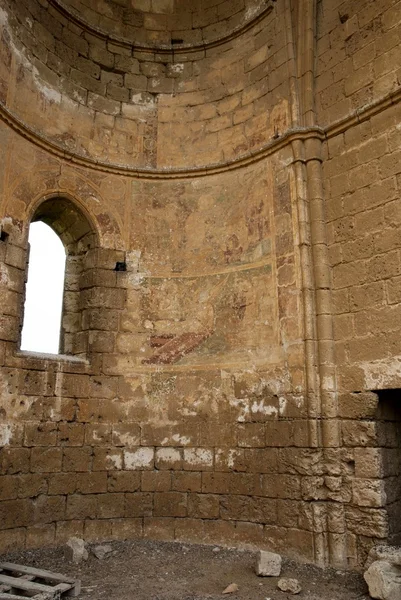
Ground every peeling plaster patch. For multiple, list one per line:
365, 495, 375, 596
114, 431, 139, 446
323, 376, 336, 392
0, 424, 12, 446
126, 250, 142, 272
361, 356, 401, 390
36, 83, 62, 104
180, 407, 198, 417
127, 273, 146, 289
279, 396, 287, 415
91, 430, 105, 442
107, 453, 123, 470
1, 11, 61, 104
229, 398, 249, 422
156, 447, 181, 464
216, 448, 242, 469
184, 448, 213, 467
169, 63, 184, 74
250, 400, 278, 417
0, 263, 9, 286
245, 1, 264, 20
0, 6, 8, 26
49, 396, 62, 421
125, 447, 154, 469
171, 434, 191, 446
294, 395, 304, 408
131, 93, 156, 106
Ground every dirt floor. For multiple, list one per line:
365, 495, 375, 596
1, 539, 371, 600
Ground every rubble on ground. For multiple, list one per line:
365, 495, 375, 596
255, 550, 282, 577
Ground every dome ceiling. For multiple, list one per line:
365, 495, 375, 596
56, 0, 268, 45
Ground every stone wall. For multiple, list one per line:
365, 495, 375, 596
0, 121, 311, 559
316, 0, 401, 124
0, 0, 401, 570
60, 0, 267, 45
0, 0, 287, 168
320, 0, 401, 567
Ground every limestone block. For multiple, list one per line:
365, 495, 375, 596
65, 537, 88, 564
91, 544, 113, 560
366, 546, 401, 569
364, 561, 401, 600
255, 550, 282, 576
277, 578, 302, 594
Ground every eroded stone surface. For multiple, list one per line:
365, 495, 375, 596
364, 561, 401, 600
0, 0, 400, 572
255, 550, 282, 577
277, 578, 302, 594
65, 537, 88, 564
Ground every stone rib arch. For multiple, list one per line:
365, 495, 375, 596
4, 162, 126, 252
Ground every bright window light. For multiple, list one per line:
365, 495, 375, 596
20, 221, 66, 354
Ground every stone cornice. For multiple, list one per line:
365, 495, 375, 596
0, 86, 400, 179
324, 86, 401, 140
50, 0, 276, 54
0, 101, 324, 178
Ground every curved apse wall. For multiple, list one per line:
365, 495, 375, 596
1, 0, 401, 570
0, 0, 291, 169
59, 0, 270, 45
0, 0, 310, 564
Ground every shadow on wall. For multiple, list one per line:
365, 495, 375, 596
376, 389, 401, 545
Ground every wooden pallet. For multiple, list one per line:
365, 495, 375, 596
0, 563, 80, 599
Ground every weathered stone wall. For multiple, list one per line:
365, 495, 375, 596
320, 0, 401, 567
0, 0, 288, 168
316, 0, 401, 124
0, 0, 400, 570
60, 0, 268, 45
0, 118, 311, 559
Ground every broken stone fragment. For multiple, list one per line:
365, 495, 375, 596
91, 544, 113, 560
255, 550, 282, 577
277, 578, 302, 594
366, 545, 401, 569
222, 583, 239, 594
65, 537, 89, 564
364, 560, 401, 600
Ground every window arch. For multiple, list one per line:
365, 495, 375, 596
20, 221, 66, 353
20, 196, 98, 357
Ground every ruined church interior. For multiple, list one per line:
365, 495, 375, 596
0, 0, 401, 586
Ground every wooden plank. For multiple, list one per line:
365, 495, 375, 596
0, 574, 54, 593
0, 592, 54, 600
0, 594, 35, 599
0, 564, 76, 585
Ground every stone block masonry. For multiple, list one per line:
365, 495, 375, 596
0, 0, 400, 572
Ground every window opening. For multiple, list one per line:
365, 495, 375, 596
20, 221, 66, 354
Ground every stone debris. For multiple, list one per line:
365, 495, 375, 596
91, 544, 113, 560
366, 546, 401, 569
222, 583, 239, 594
277, 578, 302, 594
255, 550, 282, 577
364, 560, 401, 600
65, 537, 89, 564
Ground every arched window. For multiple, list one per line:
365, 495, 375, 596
20, 222, 66, 354
20, 197, 98, 357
